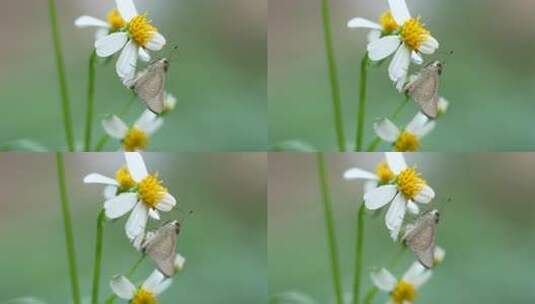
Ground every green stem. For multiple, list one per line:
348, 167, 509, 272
366, 96, 410, 152
320, 0, 345, 151
104, 255, 146, 304
55, 153, 80, 304
84, 51, 97, 152
48, 0, 75, 151
355, 55, 369, 152
352, 203, 366, 304
91, 209, 105, 304
363, 246, 407, 304
94, 95, 137, 151
316, 153, 343, 304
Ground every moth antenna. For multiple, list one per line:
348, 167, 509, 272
167, 45, 179, 62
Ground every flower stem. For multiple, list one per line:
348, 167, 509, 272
320, 0, 345, 151
84, 51, 97, 152
355, 54, 369, 152
316, 153, 343, 304
91, 209, 105, 304
352, 203, 366, 304
48, 0, 75, 151
363, 246, 407, 304
55, 153, 80, 304
104, 255, 146, 304
94, 95, 137, 151
366, 96, 410, 152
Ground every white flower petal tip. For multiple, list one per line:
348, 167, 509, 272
438, 97, 449, 115
75, 16, 108, 28
385, 193, 406, 231
116, 41, 138, 81
343, 168, 378, 180
388, 0, 411, 24
125, 202, 149, 240
135, 110, 163, 135
385, 152, 407, 174
403, 262, 432, 288
174, 254, 186, 272
367, 36, 401, 61
95, 32, 128, 57
110, 275, 136, 299
413, 185, 435, 203
146, 32, 167, 51
102, 115, 128, 139
142, 269, 165, 291
347, 18, 382, 30
104, 193, 138, 219
406, 200, 420, 214
388, 45, 411, 82
419, 36, 440, 54
83, 173, 119, 186
364, 185, 397, 210
116, 0, 138, 21
155, 193, 177, 212
411, 52, 423, 65
148, 208, 160, 220
434, 246, 446, 265
370, 268, 397, 291
374, 119, 400, 142
124, 152, 148, 182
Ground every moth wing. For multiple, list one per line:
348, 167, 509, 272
144, 90, 165, 115
405, 221, 436, 268
405, 71, 439, 119
134, 67, 166, 114
144, 224, 177, 277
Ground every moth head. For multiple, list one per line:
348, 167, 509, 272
162, 58, 170, 72
429, 209, 440, 223
172, 220, 181, 234
426, 61, 443, 75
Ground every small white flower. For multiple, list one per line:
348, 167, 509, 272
162, 92, 177, 115
374, 112, 435, 152
344, 160, 395, 192
364, 152, 435, 240
370, 262, 432, 304
174, 253, 186, 272
94, 0, 167, 81
102, 110, 163, 152
437, 97, 449, 116
111, 269, 172, 303
434, 246, 446, 266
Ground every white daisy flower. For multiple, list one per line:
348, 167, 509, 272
110, 269, 172, 304
344, 160, 395, 192
364, 152, 435, 240
102, 110, 164, 152
370, 262, 432, 304
94, 0, 167, 81
374, 112, 436, 152
356, 0, 439, 87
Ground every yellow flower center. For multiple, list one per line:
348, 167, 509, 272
123, 128, 149, 152
391, 280, 417, 304
132, 288, 158, 304
115, 166, 136, 190
375, 162, 394, 184
379, 11, 399, 33
106, 9, 126, 31
396, 167, 425, 200
127, 14, 157, 46
138, 174, 167, 208
400, 17, 430, 51
394, 131, 420, 152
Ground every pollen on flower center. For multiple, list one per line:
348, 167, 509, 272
375, 162, 394, 184
132, 288, 158, 304
400, 17, 430, 51
394, 131, 420, 152
379, 11, 399, 33
396, 167, 425, 199
127, 14, 157, 46
123, 128, 149, 152
138, 174, 167, 208
391, 280, 417, 304
115, 166, 136, 190
107, 9, 126, 31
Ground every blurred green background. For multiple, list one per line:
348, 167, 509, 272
269, 0, 535, 151
0, 0, 266, 151
269, 153, 535, 303
0, 153, 267, 303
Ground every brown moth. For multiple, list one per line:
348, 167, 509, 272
404, 61, 443, 119
402, 209, 440, 269
127, 58, 169, 115
142, 220, 181, 277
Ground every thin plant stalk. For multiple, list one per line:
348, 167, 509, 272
95, 95, 137, 151
104, 255, 146, 304
91, 209, 106, 304
84, 51, 97, 152
366, 96, 410, 152
316, 153, 343, 304
363, 246, 407, 304
320, 0, 345, 151
352, 203, 366, 304
48, 0, 75, 151
355, 54, 369, 152
55, 153, 81, 304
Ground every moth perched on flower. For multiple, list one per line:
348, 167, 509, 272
370, 262, 432, 304
102, 110, 164, 152
374, 112, 436, 152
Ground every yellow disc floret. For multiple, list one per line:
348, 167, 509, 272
107, 9, 126, 31
400, 17, 430, 51
115, 166, 136, 190
390, 280, 417, 304
138, 174, 167, 208
396, 167, 425, 200
127, 14, 157, 46
394, 131, 420, 152
375, 162, 395, 184
123, 128, 149, 152
132, 288, 158, 304
379, 11, 399, 33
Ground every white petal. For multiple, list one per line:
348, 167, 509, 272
110, 275, 136, 299
125, 202, 149, 239
145, 32, 166, 51
116, 0, 138, 21
347, 17, 382, 30
434, 246, 446, 264
142, 269, 165, 292
413, 185, 435, 203
83, 173, 119, 186
403, 262, 432, 287
438, 97, 449, 114
148, 208, 160, 220
406, 200, 420, 214
104, 192, 138, 219
364, 180, 379, 193
385, 152, 407, 174
406, 112, 428, 134
75, 16, 108, 28
343, 168, 378, 180
385, 194, 406, 233
370, 268, 397, 291
95, 32, 128, 57
104, 185, 118, 199
367, 36, 401, 61
124, 152, 148, 182
374, 119, 400, 142
411, 52, 423, 65
95, 28, 110, 41
155, 192, 176, 212
388, 44, 411, 82
152, 278, 173, 295
138, 48, 151, 62
116, 41, 138, 81
419, 36, 439, 54
395, 74, 407, 92
134, 110, 163, 135
388, 0, 411, 24
174, 254, 186, 271
415, 120, 435, 138
367, 30, 382, 43
364, 185, 398, 210
102, 115, 128, 139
